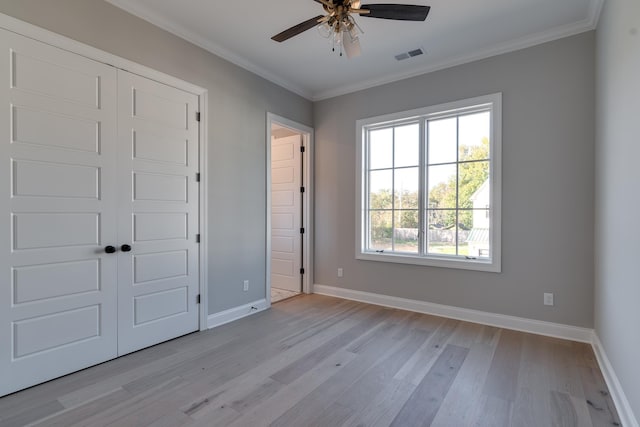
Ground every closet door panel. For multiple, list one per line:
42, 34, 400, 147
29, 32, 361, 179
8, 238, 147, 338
0, 29, 118, 397
117, 70, 200, 356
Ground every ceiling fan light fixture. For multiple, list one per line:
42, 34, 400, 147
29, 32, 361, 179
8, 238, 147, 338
318, 22, 332, 38
343, 31, 362, 58
271, 0, 430, 59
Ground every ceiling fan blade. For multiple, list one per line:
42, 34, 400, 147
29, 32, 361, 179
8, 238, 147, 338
359, 4, 430, 21
343, 33, 362, 58
271, 15, 325, 42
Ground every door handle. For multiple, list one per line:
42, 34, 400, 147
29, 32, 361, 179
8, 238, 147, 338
121, 244, 132, 252
105, 246, 117, 254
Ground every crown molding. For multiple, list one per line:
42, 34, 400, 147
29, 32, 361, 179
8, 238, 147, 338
105, 0, 313, 100
106, 0, 604, 103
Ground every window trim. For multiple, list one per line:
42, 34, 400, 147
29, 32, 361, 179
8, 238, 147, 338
355, 93, 502, 273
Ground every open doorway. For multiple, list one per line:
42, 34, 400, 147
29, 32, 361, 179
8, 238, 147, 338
266, 114, 313, 305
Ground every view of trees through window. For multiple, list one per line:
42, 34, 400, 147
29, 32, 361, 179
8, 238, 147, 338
366, 110, 491, 258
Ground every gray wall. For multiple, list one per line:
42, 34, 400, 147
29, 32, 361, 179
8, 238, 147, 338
314, 32, 595, 328
595, 0, 640, 419
0, 0, 313, 315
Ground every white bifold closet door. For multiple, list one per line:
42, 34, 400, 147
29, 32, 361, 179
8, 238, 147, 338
116, 70, 200, 356
0, 29, 200, 396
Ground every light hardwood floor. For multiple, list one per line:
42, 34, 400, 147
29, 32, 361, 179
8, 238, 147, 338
0, 295, 620, 427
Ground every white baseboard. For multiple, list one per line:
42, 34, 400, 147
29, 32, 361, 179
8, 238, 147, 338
592, 334, 639, 427
207, 298, 269, 329
313, 284, 594, 343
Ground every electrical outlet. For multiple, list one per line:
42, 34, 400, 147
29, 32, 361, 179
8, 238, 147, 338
337, 268, 343, 278
544, 293, 554, 306
243, 280, 249, 292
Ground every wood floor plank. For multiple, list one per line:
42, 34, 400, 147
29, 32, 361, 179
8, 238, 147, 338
270, 306, 392, 384
0, 400, 64, 427
0, 295, 622, 427
430, 341, 498, 426
178, 308, 386, 423
342, 378, 417, 427
512, 387, 551, 427
277, 300, 367, 349
393, 318, 459, 385
122, 303, 367, 396
177, 303, 368, 418
310, 328, 432, 426
549, 338, 587, 398
482, 329, 523, 401
224, 349, 359, 427
579, 365, 621, 427
228, 378, 283, 414
569, 393, 596, 427
390, 344, 469, 427
476, 325, 501, 346
30, 388, 132, 427
146, 410, 192, 427
511, 333, 554, 427
550, 391, 595, 427
67, 377, 185, 427
0, 343, 177, 418
449, 320, 484, 348
186, 403, 241, 427
346, 310, 412, 354
268, 313, 421, 427
472, 395, 512, 427
57, 347, 186, 408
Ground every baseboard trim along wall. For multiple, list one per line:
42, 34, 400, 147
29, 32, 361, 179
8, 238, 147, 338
313, 284, 593, 342
591, 334, 640, 427
314, 284, 639, 425
207, 298, 269, 329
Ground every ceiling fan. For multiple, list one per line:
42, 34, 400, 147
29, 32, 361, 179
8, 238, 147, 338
271, 0, 431, 58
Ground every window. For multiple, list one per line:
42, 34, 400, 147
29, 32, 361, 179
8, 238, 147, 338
356, 94, 502, 272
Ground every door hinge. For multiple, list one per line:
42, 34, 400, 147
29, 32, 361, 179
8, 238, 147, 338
196, 294, 201, 304
196, 173, 201, 182
196, 234, 201, 243
300, 268, 305, 275
300, 146, 305, 153
300, 186, 305, 193
196, 112, 201, 122
300, 228, 305, 234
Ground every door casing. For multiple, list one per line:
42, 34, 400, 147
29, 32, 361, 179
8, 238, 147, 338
266, 113, 314, 305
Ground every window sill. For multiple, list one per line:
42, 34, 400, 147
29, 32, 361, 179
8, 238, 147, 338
356, 251, 501, 273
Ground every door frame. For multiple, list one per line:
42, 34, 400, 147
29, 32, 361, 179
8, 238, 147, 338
266, 113, 314, 305
0, 13, 210, 331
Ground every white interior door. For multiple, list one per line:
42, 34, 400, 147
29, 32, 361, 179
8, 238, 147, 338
271, 135, 302, 293
116, 70, 200, 355
0, 30, 118, 396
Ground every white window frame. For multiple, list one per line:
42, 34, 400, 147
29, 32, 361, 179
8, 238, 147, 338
355, 93, 502, 272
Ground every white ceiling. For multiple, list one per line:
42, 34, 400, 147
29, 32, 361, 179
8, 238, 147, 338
106, 0, 602, 100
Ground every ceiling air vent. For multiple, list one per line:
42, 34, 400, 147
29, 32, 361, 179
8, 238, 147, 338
395, 48, 424, 61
